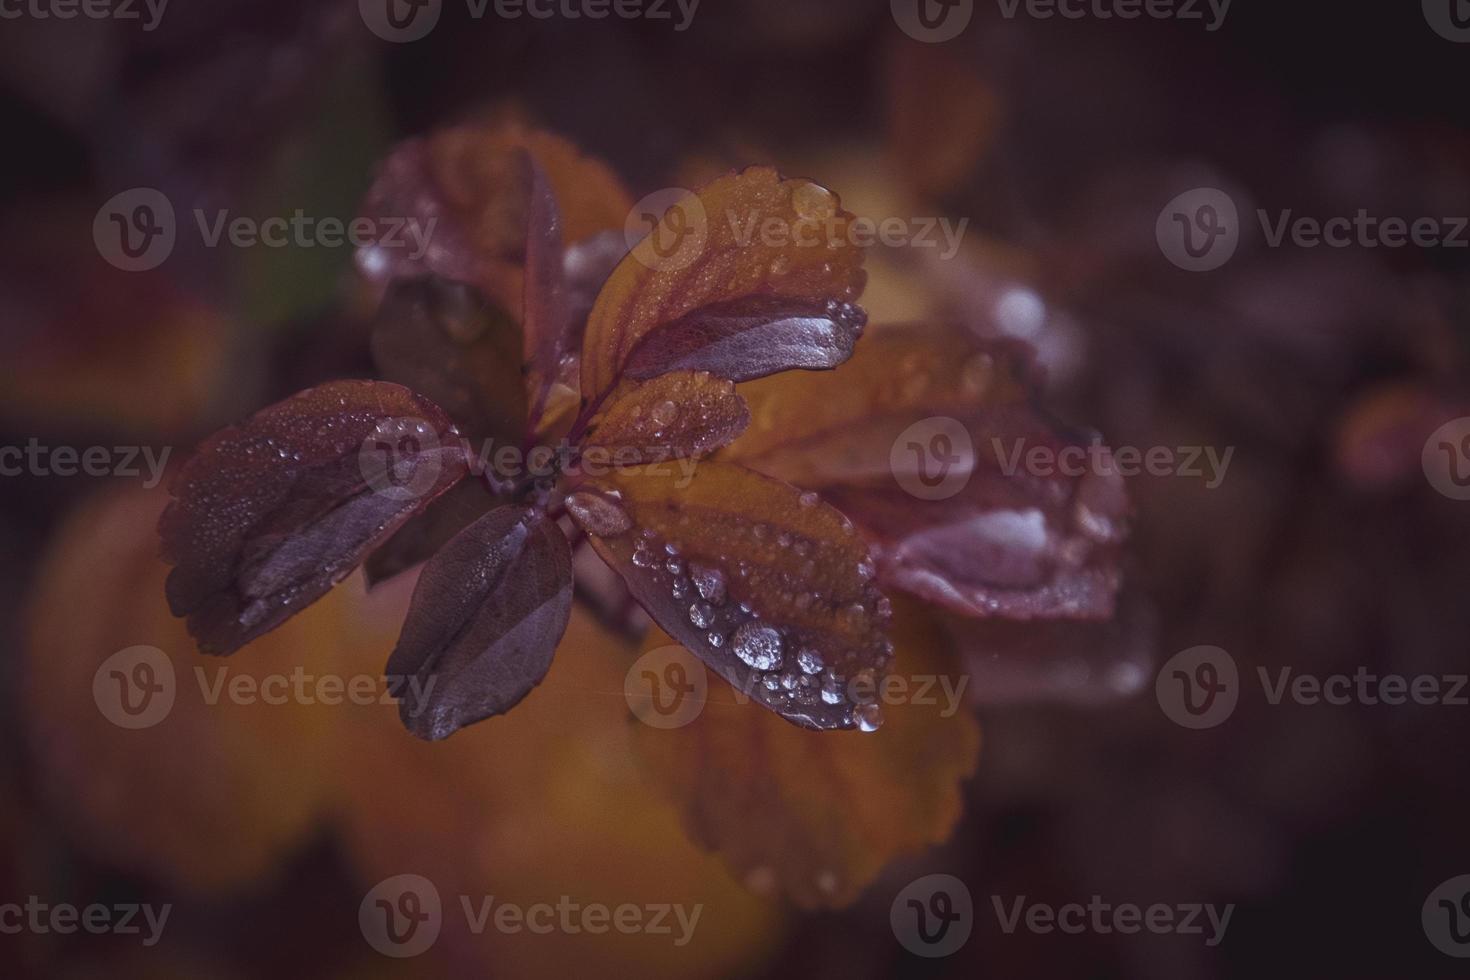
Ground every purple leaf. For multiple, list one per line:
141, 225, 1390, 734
520, 150, 571, 425
385, 505, 573, 740
370, 276, 527, 447
159, 380, 468, 654
363, 478, 499, 588
623, 295, 867, 383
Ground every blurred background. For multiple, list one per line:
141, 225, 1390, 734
3, 0, 1470, 977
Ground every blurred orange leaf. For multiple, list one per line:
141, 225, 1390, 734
631, 606, 979, 908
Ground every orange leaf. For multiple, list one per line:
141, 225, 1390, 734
582, 371, 751, 463
23, 483, 373, 892
564, 460, 892, 730
332, 607, 782, 978
580, 167, 867, 403
630, 606, 980, 908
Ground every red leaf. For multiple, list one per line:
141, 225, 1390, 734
159, 380, 468, 654
624, 296, 866, 383
385, 505, 573, 740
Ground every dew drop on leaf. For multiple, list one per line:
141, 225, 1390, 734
732, 621, 783, 671
564, 490, 633, 537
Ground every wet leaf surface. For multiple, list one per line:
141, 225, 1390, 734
581, 167, 867, 403
159, 380, 468, 654
566, 461, 892, 730
582, 371, 751, 463
363, 477, 498, 588
386, 505, 573, 740
623, 295, 866, 383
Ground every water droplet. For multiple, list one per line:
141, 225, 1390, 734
690, 562, 727, 605
798, 491, 819, 508
689, 602, 715, 629
732, 622, 783, 671
651, 400, 678, 427
564, 490, 632, 537
762, 674, 781, 692
820, 674, 844, 704
707, 631, 725, 648
797, 648, 824, 674
854, 703, 884, 732
666, 558, 684, 576
671, 577, 690, 599
793, 182, 837, 220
